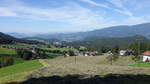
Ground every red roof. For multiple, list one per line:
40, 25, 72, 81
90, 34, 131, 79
142, 51, 150, 56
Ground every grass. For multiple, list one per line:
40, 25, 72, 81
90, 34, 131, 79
13, 57, 26, 64
46, 52, 62, 59
28, 56, 150, 78
129, 62, 150, 67
0, 60, 43, 78
2, 55, 150, 84
0, 44, 32, 49
27, 38, 45, 43
42, 48, 77, 51
0, 48, 26, 65
0, 48, 16, 54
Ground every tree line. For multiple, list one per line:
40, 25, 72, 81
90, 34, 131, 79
16, 48, 46, 60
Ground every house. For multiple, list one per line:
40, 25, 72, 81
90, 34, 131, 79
142, 51, 150, 62
119, 49, 134, 56
107, 51, 113, 55
119, 50, 127, 56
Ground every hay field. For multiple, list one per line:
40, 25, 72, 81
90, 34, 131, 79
2, 55, 150, 84
28, 55, 150, 78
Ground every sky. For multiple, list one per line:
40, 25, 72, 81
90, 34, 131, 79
0, 0, 150, 33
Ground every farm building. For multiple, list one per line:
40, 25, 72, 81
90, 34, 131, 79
142, 51, 150, 62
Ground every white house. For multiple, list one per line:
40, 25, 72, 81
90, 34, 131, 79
119, 50, 127, 56
142, 51, 150, 62
119, 49, 134, 56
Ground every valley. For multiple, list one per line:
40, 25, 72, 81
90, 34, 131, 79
1, 23, 150, 84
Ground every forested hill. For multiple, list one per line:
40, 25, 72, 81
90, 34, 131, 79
69, 35, 150, 51
0, 32, 43, 44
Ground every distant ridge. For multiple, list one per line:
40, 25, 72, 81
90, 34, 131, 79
7, 23, 150, 41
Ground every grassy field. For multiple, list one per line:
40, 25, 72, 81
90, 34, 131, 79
0, 60, 43, 78
13, 57, 26, 64
46, 52, 62, 59
28, 56, 150, 79
0, 48, 26, 65
0, 44, 33, 49
27, 38, 45, 43
1, 55, 150, 84
0, 48, 16, 54
42, 47, 76, 51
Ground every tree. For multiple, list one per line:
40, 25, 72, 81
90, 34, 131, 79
100, 46, 107, 53
41, 51, 46, 59
47, 44, 52, 48
132, 55, 141, 66
79, 46, 87, 51
68, 50, 75, 56
106, 51, 119, 65
112, 46, 119, 54
16, 49, 33, 60
22, 50, 33, 60
16, 49, 24, 58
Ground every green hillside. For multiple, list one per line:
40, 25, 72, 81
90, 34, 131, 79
0, 32, 43, 44
70, 35, 149, 51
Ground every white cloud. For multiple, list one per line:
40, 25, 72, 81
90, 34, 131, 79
106, 0, 133, 17
79, 0, 110, 9
123, 16, 150, 25
113, 8, 132, 17
80, 0, 133, 17
0, 0, 150, 32
0, 0, 117, 29
0, 7, 17, 16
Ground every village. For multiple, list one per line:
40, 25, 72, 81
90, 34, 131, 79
1, 41, 150, 63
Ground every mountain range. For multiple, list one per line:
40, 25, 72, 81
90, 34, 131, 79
7, 23, 150, 41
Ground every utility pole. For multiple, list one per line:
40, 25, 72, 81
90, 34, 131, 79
138, 41, 140, 56
136, 39, 142, 56
74, 50, 76, 64
136, 39, 142, 66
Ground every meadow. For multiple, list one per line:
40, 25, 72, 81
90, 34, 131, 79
0, 60, 43, 78
0, 48, 16, 54
0, 44, 33, 49
46, 52, 62, 59
42, 47, 77, 51
1, 54, 150, 84
0, 60, 43, 84
28, 55, 150, 79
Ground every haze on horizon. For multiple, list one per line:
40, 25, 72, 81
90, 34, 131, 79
0, 0, 150, 33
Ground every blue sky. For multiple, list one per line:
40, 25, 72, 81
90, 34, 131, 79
0, 0, 150, 33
